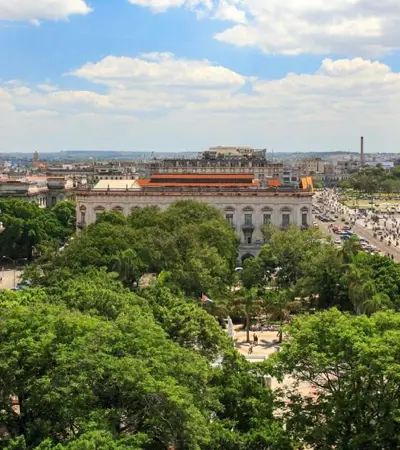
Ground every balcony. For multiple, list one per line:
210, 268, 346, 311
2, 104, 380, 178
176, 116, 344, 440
242, 223, 255, 232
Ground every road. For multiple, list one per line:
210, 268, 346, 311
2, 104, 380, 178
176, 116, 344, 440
314, 190, 400, 262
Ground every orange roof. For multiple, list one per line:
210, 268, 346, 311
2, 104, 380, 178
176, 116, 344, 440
150, 173, 254, 180
137, 179, 150, 186
267, 179, 281, 187
142, 182, 260, 188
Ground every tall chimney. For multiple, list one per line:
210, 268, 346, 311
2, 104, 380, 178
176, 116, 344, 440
360, 136, 365, 166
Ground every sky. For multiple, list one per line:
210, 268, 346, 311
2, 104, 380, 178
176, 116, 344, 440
1, 0, 400, 153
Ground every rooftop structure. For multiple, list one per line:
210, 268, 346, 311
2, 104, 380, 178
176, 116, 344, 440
0, 176, 76, 207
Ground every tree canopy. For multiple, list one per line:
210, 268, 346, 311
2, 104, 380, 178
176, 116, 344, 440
271, 309, 400, 449
0, 199, 75, 261
4, 199, 400, 449
30, 201, 238, 298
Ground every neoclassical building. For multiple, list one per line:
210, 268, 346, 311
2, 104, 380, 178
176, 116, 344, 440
76, 174, 314, 262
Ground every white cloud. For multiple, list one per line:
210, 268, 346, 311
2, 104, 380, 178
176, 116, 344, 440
214, 1, 247, 23
38, 84, 58, 92
127, 0, 400, 57
72, 53, 246, 90
128, 0, 186, 13
1, 56, 400, 152
0, 0, 92, 22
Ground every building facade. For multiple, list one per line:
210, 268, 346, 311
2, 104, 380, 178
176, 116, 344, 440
299, 158, 326, 176
76, 174, 314, 262
0, 176, 75, 207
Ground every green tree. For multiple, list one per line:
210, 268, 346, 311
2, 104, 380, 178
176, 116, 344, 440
110, 248, 140, 288
271, 309, 400, 449
0, 293, 213, 449
0, 199, 68, 260
232, 287, 262, 342
263, 289, 302, 343
51, 201, 76, 232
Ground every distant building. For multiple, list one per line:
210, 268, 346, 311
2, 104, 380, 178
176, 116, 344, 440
0, 176, 75, 207
299, 158, 325, 176
46, 162, 137, 184
32, 151, 48, 170
203, 146, 266, 159
76, 173, 314, 262
138, 148, 297, 184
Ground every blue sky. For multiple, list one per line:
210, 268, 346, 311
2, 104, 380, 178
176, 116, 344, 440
1, 0, 400, 153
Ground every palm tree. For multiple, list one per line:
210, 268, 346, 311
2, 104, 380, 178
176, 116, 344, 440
264, 288, 302, 343
362, 293, 392, 315
232, 287, 261, 343
344, 262, 373, 315
110, 248, 138, 287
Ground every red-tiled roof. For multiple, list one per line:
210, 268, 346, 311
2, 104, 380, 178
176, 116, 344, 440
143, 182, 260, 188
137, 179, 150, 186
150, 173, 254, 180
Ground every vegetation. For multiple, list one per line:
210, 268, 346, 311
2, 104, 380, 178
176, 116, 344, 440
0, 199, 75, 261
1, 200, 400, 449
340, 165, 400, 194
271, 309, 400, 449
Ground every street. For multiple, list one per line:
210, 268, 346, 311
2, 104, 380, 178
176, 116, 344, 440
314, 189, 400, 262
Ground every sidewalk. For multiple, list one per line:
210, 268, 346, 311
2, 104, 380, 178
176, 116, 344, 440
0, 270, 22, 290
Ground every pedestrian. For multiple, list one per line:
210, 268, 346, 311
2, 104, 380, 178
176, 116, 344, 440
248, 344, 254, 355
253, 333, 258, 345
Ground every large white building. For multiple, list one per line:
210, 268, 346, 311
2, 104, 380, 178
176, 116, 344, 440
76, 174, 314, 262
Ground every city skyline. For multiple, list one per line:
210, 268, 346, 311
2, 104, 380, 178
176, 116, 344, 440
1, 1, 400, 153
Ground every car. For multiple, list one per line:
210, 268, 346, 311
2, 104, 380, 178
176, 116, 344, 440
334, 238, 342, 244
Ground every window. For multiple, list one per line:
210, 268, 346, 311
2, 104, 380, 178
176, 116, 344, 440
80, 211, 86, 223
95, 212, 102, 221
302, 213, 308, 227
244, 214, 252, 225
282, 213, 290, 228
225, 214, 234, 226
263, 214, 271, 225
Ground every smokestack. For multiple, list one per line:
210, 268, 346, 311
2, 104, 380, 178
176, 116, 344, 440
360, 136, 365, 166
